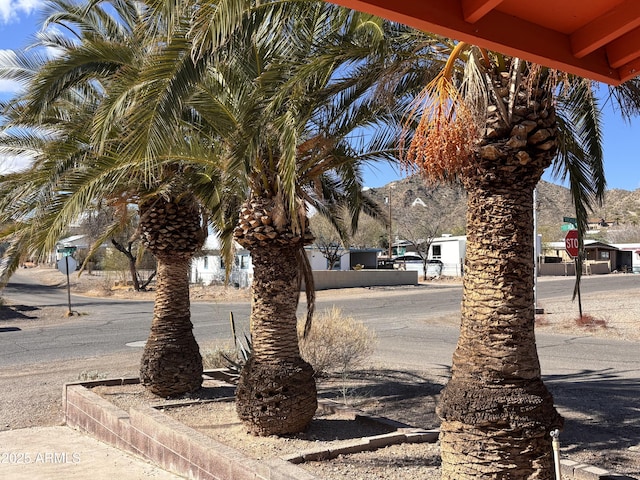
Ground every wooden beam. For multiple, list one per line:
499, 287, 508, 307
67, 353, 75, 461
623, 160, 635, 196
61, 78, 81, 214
618, 56, 640, 83
606, 27, 640, 68
571, 0, 640, 58
327, 0, 623, 84
462, 0, 504, 24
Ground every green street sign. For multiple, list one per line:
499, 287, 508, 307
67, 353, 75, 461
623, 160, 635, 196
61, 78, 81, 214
563, 216, 577, 225
56, 246, 77, 257
561, 224, 574, 231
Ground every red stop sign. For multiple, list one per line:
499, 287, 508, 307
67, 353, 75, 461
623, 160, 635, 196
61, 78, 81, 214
565, 229, 579, 258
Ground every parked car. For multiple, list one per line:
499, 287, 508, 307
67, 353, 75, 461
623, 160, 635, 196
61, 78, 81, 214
393, 255, 444, 277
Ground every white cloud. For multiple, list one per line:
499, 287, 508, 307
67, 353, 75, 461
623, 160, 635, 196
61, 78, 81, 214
0, 0, 43, 24
0, 154, 33, 174
0, 49, 25, 97
0, 78, 24, 96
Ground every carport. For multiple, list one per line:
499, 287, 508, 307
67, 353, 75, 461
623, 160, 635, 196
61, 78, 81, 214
327, 1, 640, 85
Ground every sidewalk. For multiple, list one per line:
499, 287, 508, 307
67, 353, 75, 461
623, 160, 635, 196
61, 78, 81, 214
0, 426, 184, 479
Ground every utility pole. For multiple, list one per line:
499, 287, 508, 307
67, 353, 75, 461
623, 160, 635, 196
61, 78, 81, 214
386, 185, 392, 259
534, 188, 543, 314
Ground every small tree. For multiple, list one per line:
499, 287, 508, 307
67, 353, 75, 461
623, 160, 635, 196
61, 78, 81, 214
78, 203, 156, 291
605, 223, 640, 243
350, 214, 388, 249
396, 214, 442, 278
109, 238, 156, 291
309, 214, 347, 269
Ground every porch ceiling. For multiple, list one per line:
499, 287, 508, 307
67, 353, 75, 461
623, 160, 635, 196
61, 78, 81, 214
327, 0, 640, 85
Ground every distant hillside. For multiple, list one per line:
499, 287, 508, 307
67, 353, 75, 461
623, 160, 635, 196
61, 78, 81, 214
364, 175, 640, 243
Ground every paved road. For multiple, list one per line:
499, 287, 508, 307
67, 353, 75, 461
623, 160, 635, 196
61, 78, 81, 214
1, 271, 639, 383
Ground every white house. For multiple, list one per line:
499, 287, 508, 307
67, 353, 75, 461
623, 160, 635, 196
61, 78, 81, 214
611, 243, 640, 273
50, 234, 89, 265
190, 235, 253, 288
55, 234, 88, 257
394, 235, 466, 277
428, 235, 466, 277
191, 230, 465, 288
306, 246, 350, 271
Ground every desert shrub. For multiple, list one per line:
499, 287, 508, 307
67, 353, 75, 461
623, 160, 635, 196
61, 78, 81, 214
77, 370, 107, 381
575, 314, 607, 329
534, 313, 550, 326
99, 251, 130, 284
201, 342, 237, 369
298, 306, 377, 377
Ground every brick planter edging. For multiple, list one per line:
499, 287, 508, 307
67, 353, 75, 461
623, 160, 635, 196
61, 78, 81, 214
64, 378, 632, 480
64, 378, 438, 480
65, 382, 319, 480
559, 459, 637, 480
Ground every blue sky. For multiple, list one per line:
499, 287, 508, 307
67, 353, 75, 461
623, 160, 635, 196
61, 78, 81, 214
1, 4, 639, 191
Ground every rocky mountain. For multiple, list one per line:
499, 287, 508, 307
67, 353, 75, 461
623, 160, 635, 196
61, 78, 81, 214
364, 175, 640, 243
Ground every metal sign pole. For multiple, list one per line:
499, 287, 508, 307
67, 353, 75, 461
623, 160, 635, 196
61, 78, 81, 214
575, 257, 583, 318
65, 256, 73, 316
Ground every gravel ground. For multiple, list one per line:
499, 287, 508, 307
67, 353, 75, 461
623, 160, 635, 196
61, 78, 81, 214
1, 267, 639, 479
91, 373, 445, 480
88, 362, 640, 480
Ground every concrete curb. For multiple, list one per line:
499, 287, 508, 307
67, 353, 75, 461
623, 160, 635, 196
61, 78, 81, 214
64, 375, 440, 480
63, 375, 635, 480
560, 459, 637, 480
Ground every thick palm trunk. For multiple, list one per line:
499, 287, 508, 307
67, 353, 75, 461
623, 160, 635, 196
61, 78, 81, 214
437, 72, 564, 478
140, 258, 202, 396
138, 194, 205, 397
438, 174, 563, 478
234, 197, 317, 436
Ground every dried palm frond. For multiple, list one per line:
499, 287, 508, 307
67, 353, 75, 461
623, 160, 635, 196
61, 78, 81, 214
401, 42, 480, 184
402, 72, 479, 184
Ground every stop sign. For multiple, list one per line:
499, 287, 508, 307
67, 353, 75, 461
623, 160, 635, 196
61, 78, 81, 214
564, 229, 579, 258
57, 256, 77, 275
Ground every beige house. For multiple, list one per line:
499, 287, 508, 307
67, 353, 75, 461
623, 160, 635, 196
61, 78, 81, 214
540, 240, 622, 275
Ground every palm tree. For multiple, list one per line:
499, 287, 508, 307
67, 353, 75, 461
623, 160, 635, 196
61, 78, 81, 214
101, 0, 433, 435
0, 0, 210, 397
136, 177, 207, 396
403, 43, 640, 478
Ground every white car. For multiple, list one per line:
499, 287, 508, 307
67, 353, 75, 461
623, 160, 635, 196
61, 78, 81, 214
393, 255, 443, 277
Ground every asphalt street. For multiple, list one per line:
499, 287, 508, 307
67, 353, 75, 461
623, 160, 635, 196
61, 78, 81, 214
1, 271, 638, 384
1, 271, 637, 480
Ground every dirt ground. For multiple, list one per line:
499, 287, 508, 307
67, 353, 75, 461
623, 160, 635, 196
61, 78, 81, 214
1, 266, 639, 478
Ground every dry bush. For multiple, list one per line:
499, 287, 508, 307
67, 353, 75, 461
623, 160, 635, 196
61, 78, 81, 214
202, 342, 237, 369
575, 314, 607, 329
77, 370, 108, 381
298, 306, 377, 377
535, 312, 550, 326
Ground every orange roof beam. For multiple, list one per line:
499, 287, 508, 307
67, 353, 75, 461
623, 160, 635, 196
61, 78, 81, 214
328, 0, 640, 84
462, 0, 504, 24
607, 28, 640, 68
570, 0, 640, 58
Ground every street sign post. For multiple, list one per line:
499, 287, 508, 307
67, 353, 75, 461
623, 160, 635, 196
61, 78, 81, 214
57, 256, 77, 316
564, 229, 583, 318
564, 229, 579, 258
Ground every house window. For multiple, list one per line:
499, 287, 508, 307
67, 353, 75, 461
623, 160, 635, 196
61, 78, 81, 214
432, 245, 442, 259
599, 251, 610, 260
203, 257, 209, 270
